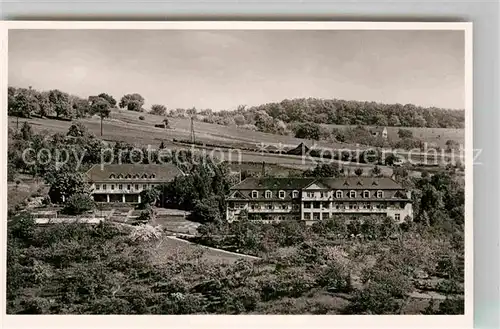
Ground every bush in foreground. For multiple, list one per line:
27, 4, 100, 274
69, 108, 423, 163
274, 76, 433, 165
62, 193, 95, 215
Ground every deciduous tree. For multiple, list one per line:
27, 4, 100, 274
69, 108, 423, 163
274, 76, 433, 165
294, 123, 321, 140
119, 93, 145, 112
97, 93, 117, 107
48, 89, 72, 118
150, 104, 167, 116
89, 96, 112, 136
62, 193, 95, 215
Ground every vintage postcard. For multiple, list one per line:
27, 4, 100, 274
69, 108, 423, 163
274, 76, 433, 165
1, 21, 472, 328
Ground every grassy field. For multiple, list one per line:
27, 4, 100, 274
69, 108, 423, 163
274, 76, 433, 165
9, 111, 461, 175
151, 235, 257, 265
8, 113, 429, 178
8, 110, 358, 151
9, 110, 464, 152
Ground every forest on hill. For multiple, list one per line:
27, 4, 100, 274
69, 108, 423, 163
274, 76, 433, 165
8, 86, 464, 148
8, 86, 464, 130
186, 98, 464, 131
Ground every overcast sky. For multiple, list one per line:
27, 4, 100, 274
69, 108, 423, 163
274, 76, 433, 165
9, 29, 465, 111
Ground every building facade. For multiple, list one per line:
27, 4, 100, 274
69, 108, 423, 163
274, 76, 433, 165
226, 176, 412, 223
86, 163, 184, 203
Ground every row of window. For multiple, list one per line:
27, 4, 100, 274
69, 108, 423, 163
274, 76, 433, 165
230, 201, 404, 211
255, 204, 290, 210
305, 190, 385, 198
250, 190, 298, 199
250, 190, 386, 199
95, 183, 156, 191
108, 173, 156, 179
303, 202, 400, 210
306, 213, 401, 220
230, 203, 297, 210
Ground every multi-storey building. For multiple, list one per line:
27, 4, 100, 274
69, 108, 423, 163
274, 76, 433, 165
86, 163, 184, 203
226, 176, 412, 223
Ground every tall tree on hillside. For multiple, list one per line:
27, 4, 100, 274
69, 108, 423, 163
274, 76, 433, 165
71, 97, 91, 118
35, 91, 53, 117
48, 89, 72, 118
186, 107, 197, 116
150, 104, 167, 116
119, 93, 145, 112
89, 96, 112, 136
97, 93, 117, 108
10, 87, 39, 120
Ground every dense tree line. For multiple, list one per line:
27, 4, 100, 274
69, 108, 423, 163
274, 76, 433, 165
8, 86, 168, 129
168, 98, 464, 133
8, 87, 118, 120
9, 86, 463, 151
239, 98, 464, 128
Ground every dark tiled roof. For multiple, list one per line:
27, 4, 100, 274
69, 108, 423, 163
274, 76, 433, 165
230, 176, 403, 191
230, 177, 316, 190
286, 142, 310, 155
86, 163, 184, 182
319, 177, 402, 190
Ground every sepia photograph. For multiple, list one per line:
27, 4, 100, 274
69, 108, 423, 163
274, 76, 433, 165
3, 22, 472, 320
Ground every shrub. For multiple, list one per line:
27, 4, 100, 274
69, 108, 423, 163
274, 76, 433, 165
398, 128, 413, 139
62, 193, 95, 215
138, 116, 145, 120
316, 263, 352, 293
345, 282, 401, 314
8, 213, 36, 241
437, 298, 464, 314
67, 122, 88, 137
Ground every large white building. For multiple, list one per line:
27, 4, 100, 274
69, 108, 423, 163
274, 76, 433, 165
226, 176, 412, 223
86, 163, 184, 203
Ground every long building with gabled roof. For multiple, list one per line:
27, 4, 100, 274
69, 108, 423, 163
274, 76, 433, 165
226, 176, 412, 223
86, 163, 184, 203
